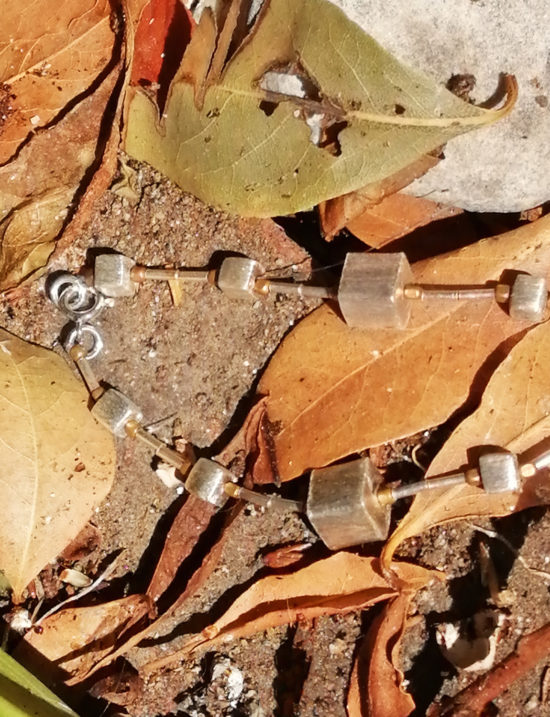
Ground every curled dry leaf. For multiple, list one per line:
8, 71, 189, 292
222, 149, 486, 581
0, 67, 119, 290
318, 154, 439, 241
381, 318, 550, 568
147, 397, 271, 602
142, 555, 436, 675
259, 214, 550, 482
19, 595, 149, 680
146, 496, 217, 603
0, 329, 115, 600
346, 193, 463, 249
347, 594, 416, 717
0, 0, 115, 164
124, 0, 515, 217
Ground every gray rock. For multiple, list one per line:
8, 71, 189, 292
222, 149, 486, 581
330, 0, 550, 212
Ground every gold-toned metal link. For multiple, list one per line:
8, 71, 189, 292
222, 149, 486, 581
69, 344, 104, 399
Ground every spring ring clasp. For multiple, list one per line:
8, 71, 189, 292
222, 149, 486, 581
46, 273, 105, 325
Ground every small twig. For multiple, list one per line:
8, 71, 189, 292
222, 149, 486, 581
33, 553, 122, 627
470, 524, 550, 581
143, 413, 178, 431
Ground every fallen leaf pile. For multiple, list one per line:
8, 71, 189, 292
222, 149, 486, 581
2, 0, 549, 715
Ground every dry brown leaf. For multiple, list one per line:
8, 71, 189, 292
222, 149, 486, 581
142, 555, 435, 674
347, 193, 463, 248
381, 318, 550, 569
347, 594, 416, 717
68, 404, 272, 683
50, 0, 153, 265
68, 500, 245, 684
146, 496, 217, 603
319, 154, 439, 240
0, 0, 115, 164
0, 64, 120, 290
19, 595, 149, 680
259, 214, 550, 482
0, 329, 115, 599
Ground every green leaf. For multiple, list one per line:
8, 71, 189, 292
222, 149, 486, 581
0, 650, 78, 716
125, 0, 516, 217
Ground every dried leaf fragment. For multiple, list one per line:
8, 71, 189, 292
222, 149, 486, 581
348, 594, 417, 717
142, 555, 435, 674
0, 0, 115, 163
318, 154, 440, 241
347, 193, 463, 248
125, 0, 515, 216
381, 318, 550, 568
20, 595, 149, 679
0, 329, 115, 599
259, 214, 550, 481
0, 64, 120, 290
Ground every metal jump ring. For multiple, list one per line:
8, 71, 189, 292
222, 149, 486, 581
60, 289, 104, 323
47, 273, 88, 307
64, 324, 104, 360
47, 273, 105, 323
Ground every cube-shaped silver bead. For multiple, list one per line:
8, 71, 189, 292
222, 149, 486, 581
94, 254, 136, 297
91, 388, 143, 438
509, 274, 547, 322
184, 457, 237, 507
216, 257, 264, 299
337, 252, 413, 329
478, 451, 521, 493
306, 457, 391, 550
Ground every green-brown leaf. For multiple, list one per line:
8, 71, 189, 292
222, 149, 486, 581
125, 0, 515, 217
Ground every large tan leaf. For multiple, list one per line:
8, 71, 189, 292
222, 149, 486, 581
124, 0, 515, 217
381, 319, 550, 568
259, 215, 550, 481
0, 330, 115, 599
142, 555, 435, 675
0, 0, 115, 164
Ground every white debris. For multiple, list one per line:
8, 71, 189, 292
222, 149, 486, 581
9, 608, 32, 633
436, 610, 504, 672
155, 462, 182, 489
59, 568, 92, 588
211, 658, 244, 706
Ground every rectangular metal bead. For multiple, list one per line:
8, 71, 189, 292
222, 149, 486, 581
337, 252, 412, 329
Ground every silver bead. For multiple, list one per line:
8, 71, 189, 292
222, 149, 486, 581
338, 252, 413, 329
94, 254, 136, 297
306, 457, 391, 550
478, 451, 521, 493
184, 457, 237, 507
91, 388, 143, 437
216, 257, 264, 299
508, 274, 547, 322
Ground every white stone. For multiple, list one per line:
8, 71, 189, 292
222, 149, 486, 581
330, 0, 550, 211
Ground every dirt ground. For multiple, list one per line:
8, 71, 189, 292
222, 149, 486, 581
2, 159, 550, 716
